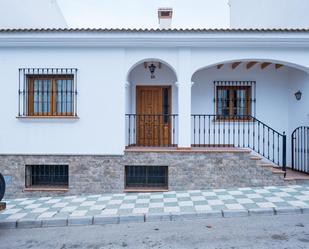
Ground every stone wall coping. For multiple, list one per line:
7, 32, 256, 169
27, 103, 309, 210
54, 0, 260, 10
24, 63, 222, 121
124, 148, 252, 154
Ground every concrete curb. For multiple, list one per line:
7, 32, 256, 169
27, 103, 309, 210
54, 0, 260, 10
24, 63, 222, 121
249, 208, 275, 216
68, 216, 93, 226
171, 212, 199, 221
222, 209, 249, 218
0, 208, 308, 229
42, 217, 67, 227
119, 214, 144, 224
17, 219, 42, 229
274, 207, 302, 215
145, 213, 171, 222
196, 210, 223, 219
0, 220, 16, 229
93, 214, 119, 225
300, 206, 309, 214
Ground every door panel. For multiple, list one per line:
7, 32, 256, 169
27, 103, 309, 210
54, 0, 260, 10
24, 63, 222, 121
136, 86, 171, 146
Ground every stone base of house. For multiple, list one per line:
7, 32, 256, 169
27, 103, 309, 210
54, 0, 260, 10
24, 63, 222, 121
0, 150, 293, 198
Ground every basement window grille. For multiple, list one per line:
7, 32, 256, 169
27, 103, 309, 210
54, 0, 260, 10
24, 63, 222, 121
214, 81, 256, 119
18, 68, 78, 117
25, 165, 69, 188
125, 166, 168, 189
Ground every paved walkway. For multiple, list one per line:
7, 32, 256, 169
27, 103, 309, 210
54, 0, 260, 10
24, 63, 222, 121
1, 185, 309, 228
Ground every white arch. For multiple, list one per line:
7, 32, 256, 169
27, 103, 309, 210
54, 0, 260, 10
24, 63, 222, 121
191, 58, 309, 80
126, 58, 178, 83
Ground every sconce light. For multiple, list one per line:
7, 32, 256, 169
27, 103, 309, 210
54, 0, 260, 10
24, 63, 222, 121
295, 90, 302, 101
148, 63, 156, 79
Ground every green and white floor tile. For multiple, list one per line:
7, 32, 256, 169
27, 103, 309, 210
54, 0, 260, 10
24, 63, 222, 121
1, 185, 309, 221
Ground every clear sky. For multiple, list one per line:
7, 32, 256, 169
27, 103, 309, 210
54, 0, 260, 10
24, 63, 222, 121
57, 0, 230, 28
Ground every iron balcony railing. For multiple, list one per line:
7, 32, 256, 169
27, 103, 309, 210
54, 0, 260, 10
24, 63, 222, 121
125, 114, 286, 172
125, 114, 178, 147
191, 114, 286, 171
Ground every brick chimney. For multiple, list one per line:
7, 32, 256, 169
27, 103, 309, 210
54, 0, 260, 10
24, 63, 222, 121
158, 8, 173, 29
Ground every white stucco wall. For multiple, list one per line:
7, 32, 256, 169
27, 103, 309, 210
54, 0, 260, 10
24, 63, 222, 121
192, 64, 291, 132
229, 0, 309, 29
128, 61, 178, 114
0, 47, 125, 155
288, 70, 309, 131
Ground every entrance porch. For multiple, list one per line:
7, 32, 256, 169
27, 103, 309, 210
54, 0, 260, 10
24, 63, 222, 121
125, 59, 309, 177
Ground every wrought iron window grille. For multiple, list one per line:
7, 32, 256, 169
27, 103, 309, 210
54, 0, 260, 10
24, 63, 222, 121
25, 165, 69, 188
125, 166, 168, 189
18, 68, 78, 117
213, 81, 256, 118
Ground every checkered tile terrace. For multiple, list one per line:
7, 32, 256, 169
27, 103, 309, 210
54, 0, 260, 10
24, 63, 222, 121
1, 185, 309, 221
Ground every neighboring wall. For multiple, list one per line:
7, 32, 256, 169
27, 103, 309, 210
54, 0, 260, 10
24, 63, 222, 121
229, 0, 309, 29
0, 0, 67, 28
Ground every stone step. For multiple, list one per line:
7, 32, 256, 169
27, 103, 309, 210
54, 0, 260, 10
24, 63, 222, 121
258, 163, 275, 168
284, 169, 309, 181
250, 156, 263, 160
271, 168, 285, 174
125, 147, 252, 153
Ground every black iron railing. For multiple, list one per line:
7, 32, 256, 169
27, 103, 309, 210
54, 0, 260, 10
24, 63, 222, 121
292, 126, 309, 174
191, 114, 286, 170
125, 114, 178, 147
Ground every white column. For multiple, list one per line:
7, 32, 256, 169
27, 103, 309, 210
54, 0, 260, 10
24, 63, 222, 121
177, 48, 192, 148
177, 81, 194, 148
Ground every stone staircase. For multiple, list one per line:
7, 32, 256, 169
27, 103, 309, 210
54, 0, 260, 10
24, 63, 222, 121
249, 153, 309, 185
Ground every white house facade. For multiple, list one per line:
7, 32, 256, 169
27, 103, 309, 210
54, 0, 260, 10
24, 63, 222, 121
0, 27, 309, 197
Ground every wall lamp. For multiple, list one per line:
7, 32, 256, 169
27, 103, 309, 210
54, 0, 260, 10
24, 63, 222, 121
295, 90, 302, 101
148, 63, 156, 79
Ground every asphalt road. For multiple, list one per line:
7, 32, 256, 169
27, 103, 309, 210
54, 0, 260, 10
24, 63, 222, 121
0, 214, 309, 249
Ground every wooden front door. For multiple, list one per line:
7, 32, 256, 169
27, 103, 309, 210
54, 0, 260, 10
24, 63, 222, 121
136, 86, 171, 146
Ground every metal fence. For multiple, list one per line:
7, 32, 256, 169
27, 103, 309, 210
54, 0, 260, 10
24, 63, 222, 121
292, 126, 309, 174
191, 114, 286, 170
125, 114, 178, 147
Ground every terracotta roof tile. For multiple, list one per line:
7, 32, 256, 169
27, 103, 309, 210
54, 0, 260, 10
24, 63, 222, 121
0, 28, 308, 33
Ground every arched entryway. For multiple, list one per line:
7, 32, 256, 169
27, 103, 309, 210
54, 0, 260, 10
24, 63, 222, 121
190, 59, 309, 169
126, 59, 178, 147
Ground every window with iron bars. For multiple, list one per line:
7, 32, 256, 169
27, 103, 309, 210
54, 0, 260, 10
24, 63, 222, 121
214, 81, 256, 120
125, 166, 168, 189
18, 68, 78, 117
25, 165, 69, 188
